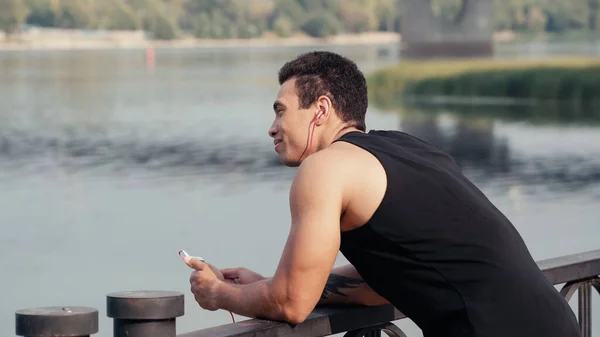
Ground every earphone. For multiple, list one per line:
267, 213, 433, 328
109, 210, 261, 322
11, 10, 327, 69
297, 110, 324, 162
307, 110, 322, 156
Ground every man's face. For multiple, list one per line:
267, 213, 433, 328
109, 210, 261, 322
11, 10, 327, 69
268, 78, 315, 167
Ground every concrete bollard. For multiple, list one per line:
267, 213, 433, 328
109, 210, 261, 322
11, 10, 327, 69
107, 290, 184, 337
15, 306, 98, 337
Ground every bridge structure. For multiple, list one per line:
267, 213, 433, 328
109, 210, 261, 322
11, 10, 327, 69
399, 0, 495, 59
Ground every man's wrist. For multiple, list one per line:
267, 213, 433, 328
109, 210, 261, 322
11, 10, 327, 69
214, 279, 232, 311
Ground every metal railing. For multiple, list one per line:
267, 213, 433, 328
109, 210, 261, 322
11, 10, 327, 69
15, 249, 600, 337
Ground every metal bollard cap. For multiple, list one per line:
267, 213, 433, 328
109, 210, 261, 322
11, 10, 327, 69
16, 306, 98, 336
107, 290, 184, 320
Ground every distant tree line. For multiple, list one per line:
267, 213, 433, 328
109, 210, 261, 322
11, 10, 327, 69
0, 0, 598, 39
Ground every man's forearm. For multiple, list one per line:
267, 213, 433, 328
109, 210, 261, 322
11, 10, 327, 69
215, 278, 286, 321
214, 264, 388, 321
318, 264, 389, 306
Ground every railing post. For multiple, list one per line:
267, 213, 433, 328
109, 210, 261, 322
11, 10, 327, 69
579, 282, 592, 337
107, 290, 184, 337
15, 306, 98, 337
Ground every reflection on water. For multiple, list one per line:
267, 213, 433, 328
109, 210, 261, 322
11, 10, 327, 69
399, 113, 511, 172
398, 107, 600, 196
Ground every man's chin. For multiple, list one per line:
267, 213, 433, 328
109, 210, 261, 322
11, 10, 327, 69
278, 154, 301, 167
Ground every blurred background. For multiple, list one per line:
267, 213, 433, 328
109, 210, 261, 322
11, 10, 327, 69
0, 1, 599, 336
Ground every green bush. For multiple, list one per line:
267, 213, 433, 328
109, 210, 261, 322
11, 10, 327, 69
300, 12, 342, 38
236, 20, 261, 39
272, 14, 295, 37
193, 12, 211, 38
150, 14, 178, 39
367, 58, 600, 112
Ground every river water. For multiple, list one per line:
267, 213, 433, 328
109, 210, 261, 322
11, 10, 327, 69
0, 42, 599, 337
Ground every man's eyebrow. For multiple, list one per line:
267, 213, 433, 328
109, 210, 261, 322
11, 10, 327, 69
273, 100, 285, 111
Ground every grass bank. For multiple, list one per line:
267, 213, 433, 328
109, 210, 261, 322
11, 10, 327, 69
399, 102, 600, 125
367, 57, 600, 115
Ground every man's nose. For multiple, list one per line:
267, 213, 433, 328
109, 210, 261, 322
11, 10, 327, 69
268, 123, 278, 138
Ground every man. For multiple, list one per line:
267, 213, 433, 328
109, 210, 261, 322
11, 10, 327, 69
186, 51, 581, 337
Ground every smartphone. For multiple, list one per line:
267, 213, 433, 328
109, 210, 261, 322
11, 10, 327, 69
178, 249, 205, 263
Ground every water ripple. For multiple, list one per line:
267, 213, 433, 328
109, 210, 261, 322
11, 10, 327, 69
0, 129, 599, 193
0, 128, 284, 177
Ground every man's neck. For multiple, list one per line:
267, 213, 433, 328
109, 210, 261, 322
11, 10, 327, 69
326, 125, 363, 147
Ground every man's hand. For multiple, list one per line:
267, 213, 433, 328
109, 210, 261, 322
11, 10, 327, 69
222, 267, 266, 285
187, 258, 225, 311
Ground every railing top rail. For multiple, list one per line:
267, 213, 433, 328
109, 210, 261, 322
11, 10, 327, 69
538, 249, 600, 284
178, 249, 600, 337
178, 305, 403, 337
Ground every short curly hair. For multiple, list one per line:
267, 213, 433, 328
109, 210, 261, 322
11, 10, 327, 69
278, 51, 368, 132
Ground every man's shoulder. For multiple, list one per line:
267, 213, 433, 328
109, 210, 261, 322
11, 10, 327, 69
288, 147, 352, 207
295, 145, 355, 177
295, 141, 383, 185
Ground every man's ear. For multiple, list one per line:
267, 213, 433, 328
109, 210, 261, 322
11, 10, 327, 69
315, 95, 333, 122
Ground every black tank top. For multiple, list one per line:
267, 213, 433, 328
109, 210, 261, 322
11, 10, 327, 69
334, 130, 580, 337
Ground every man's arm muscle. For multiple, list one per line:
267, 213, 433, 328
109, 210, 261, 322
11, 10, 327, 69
267, 153, 345, 322
213, 152, 346, 323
